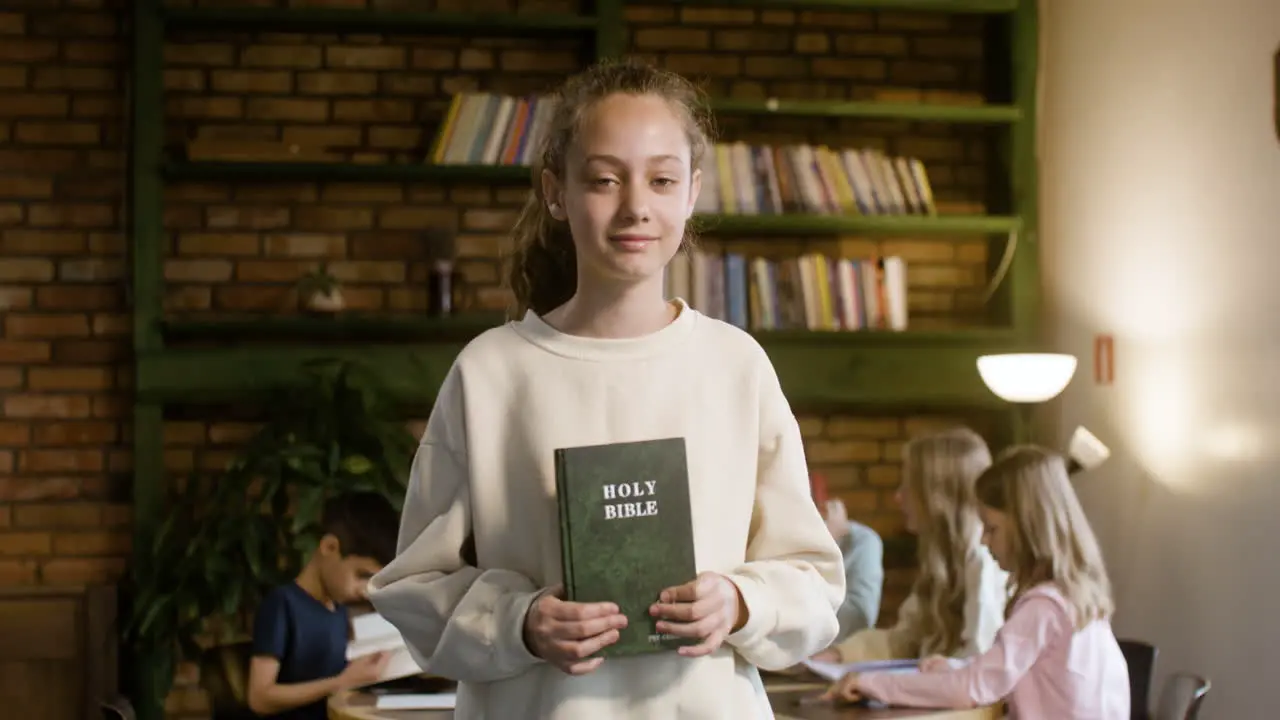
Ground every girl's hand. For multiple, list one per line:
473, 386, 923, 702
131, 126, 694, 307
818, 672, 863, 703
919, 654, 951, 673
810, 648, 841, 663
523, 585, 628, 675
650, 572, 744, 657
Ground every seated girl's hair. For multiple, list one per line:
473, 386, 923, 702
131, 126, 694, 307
903, 426, 993, 657
503, 59, 716, 317
974, 445, 1114, 629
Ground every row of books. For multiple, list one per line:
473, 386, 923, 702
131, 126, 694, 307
694, 143, 937, 218
666, 250, 908, 332
430, 91, 557, 167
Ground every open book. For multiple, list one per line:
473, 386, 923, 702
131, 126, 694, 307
347, 611, 424, 687
800, 657, 921, 682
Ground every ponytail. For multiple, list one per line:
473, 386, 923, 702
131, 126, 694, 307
505, 174, 577, 318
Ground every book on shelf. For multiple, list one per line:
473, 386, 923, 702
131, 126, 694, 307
666, 250, 908, 333
555, 437, 698, 658
347, 611, 425, 687
695, 141, 937, 218
429, 91, 558, 167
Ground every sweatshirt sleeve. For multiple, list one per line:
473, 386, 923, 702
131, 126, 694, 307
959, 547, 1009, 657
366, 367, 545, 684
857, 593, 1069, 709
722, 354, 845, 671
835, 592, 923, 662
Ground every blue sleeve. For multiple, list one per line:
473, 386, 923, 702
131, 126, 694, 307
252, 587, 290, 660
836, 521, 885, 642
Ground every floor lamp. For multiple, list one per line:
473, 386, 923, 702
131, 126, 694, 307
975, 353, 1111, 474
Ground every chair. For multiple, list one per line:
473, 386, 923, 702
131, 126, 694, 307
200, 641, 259, 720
1118, 638, 1158, 719
1154, 672, 1211, 720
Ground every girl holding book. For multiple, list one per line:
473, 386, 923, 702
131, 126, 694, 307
816, 426, 1008, 664
366, 59, 846, 719
821, 446, 1131, 719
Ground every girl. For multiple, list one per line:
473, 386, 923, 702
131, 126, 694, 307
816, 427, 1007, 664
366, 59, 846, 719
822, 446, 1131, 719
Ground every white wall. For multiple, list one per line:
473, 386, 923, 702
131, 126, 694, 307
1040, 0, 1280, 717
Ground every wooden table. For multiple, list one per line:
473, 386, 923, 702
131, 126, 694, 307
329, 679, 1001, 720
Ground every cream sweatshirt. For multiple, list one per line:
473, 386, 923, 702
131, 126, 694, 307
367, 299, 846, 719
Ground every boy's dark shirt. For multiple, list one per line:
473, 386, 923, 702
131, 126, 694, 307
251, 582, 349, 720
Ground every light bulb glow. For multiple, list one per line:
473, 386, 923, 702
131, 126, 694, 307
977, 353, 1078, 403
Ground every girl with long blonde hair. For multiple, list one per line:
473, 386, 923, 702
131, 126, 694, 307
820, 426, 1007, 663
824, 446, 1130, 719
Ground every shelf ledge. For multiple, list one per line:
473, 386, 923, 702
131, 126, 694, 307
710, 99, 1020, 124
159, 7, 599, 35
137, 330, 1033, 409
669, 0, 1018, 13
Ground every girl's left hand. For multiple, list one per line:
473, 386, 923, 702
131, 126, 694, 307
818, 672, 862, 703
650, 572, 744, 657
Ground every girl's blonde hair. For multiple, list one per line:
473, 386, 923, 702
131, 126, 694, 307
974, 445, 1114, 630
902, 426, 993, 657
503, 59, 715, 317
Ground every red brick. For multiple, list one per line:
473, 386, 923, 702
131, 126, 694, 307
32, 421, 116, 445
5, 313, 90, 338
27, 367, 114, 391
18, 449, 104, 474
12, 503, 101, 529
41, 557, 126, 585
3, 394, 93, 418
0, 559, 37, 584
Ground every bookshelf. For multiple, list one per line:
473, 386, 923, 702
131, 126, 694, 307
127, 1, 1040, 715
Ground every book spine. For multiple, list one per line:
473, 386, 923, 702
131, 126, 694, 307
554, 448, 576, 600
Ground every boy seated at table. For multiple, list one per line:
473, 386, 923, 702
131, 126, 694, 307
247, 492, 400, 720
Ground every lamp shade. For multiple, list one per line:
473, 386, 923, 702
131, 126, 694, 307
976, 353, 1078, 403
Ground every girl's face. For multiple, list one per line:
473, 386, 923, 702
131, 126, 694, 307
978, 503, 1013, 571
545, 93, 700, 290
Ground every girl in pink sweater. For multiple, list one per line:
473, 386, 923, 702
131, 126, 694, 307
820, 445, 1130, 719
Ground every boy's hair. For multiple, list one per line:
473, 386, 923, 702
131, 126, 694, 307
318, 492, 399, 566
504, 58, 716, 317
974, 445, 1114, 630
901, 426, 993, 657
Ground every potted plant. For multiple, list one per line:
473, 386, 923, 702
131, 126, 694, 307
298, 266, 345, 314
123, 359, 417, 718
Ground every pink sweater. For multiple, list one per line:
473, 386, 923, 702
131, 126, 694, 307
857, 584, 1130, 719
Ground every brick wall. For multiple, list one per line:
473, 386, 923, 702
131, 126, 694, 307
0, 1, 133, 591
0, 1, 1006, 717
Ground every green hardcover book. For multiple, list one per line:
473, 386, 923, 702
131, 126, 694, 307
554, 436, 698, 658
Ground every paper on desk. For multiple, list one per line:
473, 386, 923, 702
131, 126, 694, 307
800, 657, 921, 681
374, 693, 457, 710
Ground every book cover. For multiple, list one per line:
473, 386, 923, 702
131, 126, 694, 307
554, 436, 697, 657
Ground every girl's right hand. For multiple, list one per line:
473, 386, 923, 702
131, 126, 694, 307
919, 654, 951, 673
523, 585, 628, 675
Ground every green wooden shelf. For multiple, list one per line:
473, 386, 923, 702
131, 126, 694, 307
671, 0, 1017, 12
135, 334, 1026, 409
162, 161, 533, 184
710, 98, 1021, 124
160, 313, 509, 342
160, 7, 599, 35
697, 213, 1020, 236
160, 313, 1021, 347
